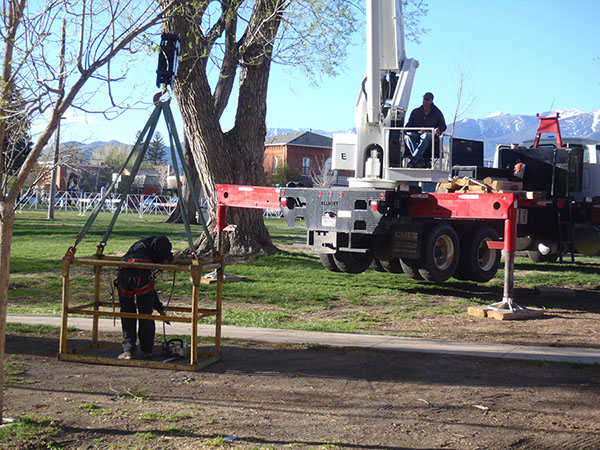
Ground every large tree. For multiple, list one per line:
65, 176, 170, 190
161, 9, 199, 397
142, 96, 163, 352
159, 0, 427, 257
0, 0, 169, 422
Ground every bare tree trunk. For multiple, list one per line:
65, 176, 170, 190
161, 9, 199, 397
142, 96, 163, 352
161, 0, 284, 256
0, 201, 15, 421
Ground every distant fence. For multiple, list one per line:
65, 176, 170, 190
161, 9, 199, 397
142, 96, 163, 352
16, 190, 183, 217
16, 189, 282, 218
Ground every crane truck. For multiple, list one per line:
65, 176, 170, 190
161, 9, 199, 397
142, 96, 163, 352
215, 0, 600, 294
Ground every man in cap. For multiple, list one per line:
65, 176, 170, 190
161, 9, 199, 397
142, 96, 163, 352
116, 236, 174, 360
404, 92, 447, 168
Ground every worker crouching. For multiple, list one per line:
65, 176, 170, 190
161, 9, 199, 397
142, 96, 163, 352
117, 236, 174, 360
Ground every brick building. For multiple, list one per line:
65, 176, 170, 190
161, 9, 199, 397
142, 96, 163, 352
39, 163, 105, 192
264, 131, 334, 184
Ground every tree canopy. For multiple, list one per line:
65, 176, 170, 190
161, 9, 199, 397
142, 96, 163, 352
158, 0, 428, 256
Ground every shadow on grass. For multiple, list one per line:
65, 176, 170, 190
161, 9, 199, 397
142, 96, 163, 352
515, 260, 600, 275
227, 250, 600, 313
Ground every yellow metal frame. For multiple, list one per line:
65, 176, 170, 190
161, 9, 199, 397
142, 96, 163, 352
59, 247, 224, 371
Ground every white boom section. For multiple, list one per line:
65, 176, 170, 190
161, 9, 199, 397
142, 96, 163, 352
381, 0, 406, 69
333, 0, 440, 187
366, 0, 407, 124
365, 0, 381, 124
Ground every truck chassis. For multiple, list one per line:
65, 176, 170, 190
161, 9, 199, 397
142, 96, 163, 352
215, 183, 600, 308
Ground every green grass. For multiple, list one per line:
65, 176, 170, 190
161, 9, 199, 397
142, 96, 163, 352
8, 210, 600, 333
0, 414, 60, 444
116, 387, 148, 403
6, 323, 74, 334
75, 402, 112, 415
139, 412, 161, 421
139, 412, 191, 422
3, 355, 27, 384
202, 436, 229, 448
516, 262, 600, 287
11, 210, 204, 273
134, 425, 187, 441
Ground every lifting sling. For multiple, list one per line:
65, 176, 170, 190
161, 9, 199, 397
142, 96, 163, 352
70, 94, 214, 257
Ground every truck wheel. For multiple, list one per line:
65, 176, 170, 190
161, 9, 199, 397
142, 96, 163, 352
456, 226, 501, 282
381, 257, 404, 274
319, 253, 341, 272
418, 222, 459, 282
333, 251, 373, 274
399, 258, 424, 280
527, 249, 559, 263
370, 258, 386, 272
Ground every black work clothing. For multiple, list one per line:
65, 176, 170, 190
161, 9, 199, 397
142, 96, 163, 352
117, 236, 173, 356
405, 103, 447, 132
121, 235, 174, 268
405, 103, 447, 163
119, 290, 159, 355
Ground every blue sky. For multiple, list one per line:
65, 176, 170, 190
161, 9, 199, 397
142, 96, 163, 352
57, 0, 600, 144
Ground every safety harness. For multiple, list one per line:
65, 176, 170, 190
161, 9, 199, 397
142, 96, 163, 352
116, 258, 156, 298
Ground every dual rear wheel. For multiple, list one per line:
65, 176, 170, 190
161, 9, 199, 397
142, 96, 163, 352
319, 251, 373, 274
399, 222, 460, 282
318, 222, 501, 283
399, 223, 501, 283
455, 226, 502, 282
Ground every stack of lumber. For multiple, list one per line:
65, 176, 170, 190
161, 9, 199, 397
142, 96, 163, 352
436, 176, 523, 194
482, 177, 524, 192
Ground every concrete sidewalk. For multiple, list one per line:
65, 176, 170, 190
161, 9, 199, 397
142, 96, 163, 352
7, 314, 600, 364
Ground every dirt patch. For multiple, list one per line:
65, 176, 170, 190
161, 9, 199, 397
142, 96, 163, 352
3, 330, 600, 449
5, 257, 600, 448
371, 287, 600, 348
205, 282, 600, 349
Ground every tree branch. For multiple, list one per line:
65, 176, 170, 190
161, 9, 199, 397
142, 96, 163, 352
6, 3, 172, 205
213, 0, 242, 118
0, 0, 27, 201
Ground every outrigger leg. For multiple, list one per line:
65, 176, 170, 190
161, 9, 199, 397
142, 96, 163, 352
488, 199, 528, 313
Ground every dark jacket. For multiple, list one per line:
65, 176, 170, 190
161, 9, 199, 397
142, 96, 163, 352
406, 104, 447, 133
118, 236, 173, 298
122, 236, 173, 264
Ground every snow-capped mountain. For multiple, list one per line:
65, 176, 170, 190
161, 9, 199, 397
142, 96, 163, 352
451, 109, 600, 159
268, 110, 600, 161
267, 127, 336, 138
49, 109, 599, 165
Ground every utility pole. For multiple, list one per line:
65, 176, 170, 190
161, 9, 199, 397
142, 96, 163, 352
48, 19, 66, 219
48, 122, 61, 219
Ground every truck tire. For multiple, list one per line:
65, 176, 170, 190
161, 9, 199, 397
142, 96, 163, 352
370, 258, 386, 272
399, 258, 424, 280
380, 257, 404, 274
418, 222, 459, 282
527, 249, 559, 263
319, 253, 341, 272
456, 226, 501, 282
332, 251, 373, 274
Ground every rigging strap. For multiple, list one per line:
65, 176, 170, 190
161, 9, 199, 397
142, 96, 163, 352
70, 96, 214, 256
